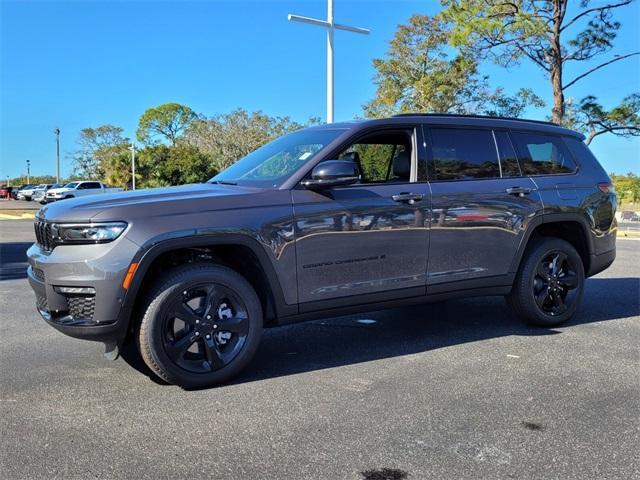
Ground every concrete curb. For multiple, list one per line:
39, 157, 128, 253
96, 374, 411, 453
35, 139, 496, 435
0, 212, 36, 220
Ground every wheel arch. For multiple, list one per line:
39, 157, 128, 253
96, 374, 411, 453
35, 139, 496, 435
119, 233, 294, 340
511, 214, 594, 276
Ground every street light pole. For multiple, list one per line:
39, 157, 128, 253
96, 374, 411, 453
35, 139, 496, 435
326, 0, 334, 123
288, 0, 369, 123
130, 144, 136, 190
54, 128, 61, 184
26, 160, 31, 184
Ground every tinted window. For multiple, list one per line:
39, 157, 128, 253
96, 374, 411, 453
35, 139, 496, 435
511, 132, 576, 175
562, 136, 595, 167
493, 131, 521, 177
339, 131, 412, 183
83, 182, 101, 189
211, 129, 344, 187
429, 128, 500, 180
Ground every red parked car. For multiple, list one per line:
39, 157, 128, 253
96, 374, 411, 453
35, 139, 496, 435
0, 186, 14, 199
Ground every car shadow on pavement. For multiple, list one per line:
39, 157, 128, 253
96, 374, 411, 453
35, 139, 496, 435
0, 242, 32, 280
231, 276, 639, 386
120, 276, 640, 389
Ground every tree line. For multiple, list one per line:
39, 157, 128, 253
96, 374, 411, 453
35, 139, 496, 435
367, 1, 639, 143
8, 1, 638, 190
69, 105, 319, 189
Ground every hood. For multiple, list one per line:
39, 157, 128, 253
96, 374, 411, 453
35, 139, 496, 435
48, 187, 72, 194
38, 183, 278, 223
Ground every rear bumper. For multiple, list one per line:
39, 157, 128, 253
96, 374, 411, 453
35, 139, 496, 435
587, 248, 616, 277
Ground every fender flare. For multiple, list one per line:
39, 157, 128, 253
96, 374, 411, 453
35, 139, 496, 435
118, 231, 295, 330
509, 212, 595, 274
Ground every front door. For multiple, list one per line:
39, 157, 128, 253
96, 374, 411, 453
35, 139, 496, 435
423, 126, 543, 290
292, 127, 430, 307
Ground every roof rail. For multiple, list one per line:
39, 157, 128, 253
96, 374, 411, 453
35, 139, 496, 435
391, 112, 559, 126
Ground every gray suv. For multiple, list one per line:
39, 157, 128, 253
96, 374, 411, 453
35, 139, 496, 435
27, 114, 617, 388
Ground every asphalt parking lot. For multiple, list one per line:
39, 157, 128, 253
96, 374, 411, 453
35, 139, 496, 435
1, 220, 638, 479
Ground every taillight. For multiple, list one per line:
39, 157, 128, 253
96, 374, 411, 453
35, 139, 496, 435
598, 182, 614, 193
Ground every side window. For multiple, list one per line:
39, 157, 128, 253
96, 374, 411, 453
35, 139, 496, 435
429, 128, 500, 180
338, 131, 413, 183
511, 132, 577, 175
562, 136, 593, 167
493, 131, 521, 177
87, 182, 101, 189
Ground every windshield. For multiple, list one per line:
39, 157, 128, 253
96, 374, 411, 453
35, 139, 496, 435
63, 182, 79, 188
209, 128, 345, 187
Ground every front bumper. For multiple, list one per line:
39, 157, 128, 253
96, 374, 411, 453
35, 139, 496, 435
26, 236, 141, 343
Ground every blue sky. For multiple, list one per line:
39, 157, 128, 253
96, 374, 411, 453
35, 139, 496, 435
1, 0, 639, 181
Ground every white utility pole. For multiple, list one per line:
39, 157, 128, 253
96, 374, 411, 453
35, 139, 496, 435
130, 144, 136, 190
288, 0, 369, 123
54, 128, 61, 184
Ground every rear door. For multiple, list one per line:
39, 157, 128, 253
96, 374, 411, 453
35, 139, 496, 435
293, 126, 431, 307
423, 126, 542, 291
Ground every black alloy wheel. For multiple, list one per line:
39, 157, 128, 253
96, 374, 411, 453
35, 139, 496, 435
507, 237, 585, 327
162, 283, 249, 373
532, 250, 581, 316
138, 264, 263, 388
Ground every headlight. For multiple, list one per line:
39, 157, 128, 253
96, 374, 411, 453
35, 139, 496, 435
52, 222, 127, 244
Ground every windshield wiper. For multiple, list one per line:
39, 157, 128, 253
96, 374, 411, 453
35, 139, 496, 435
209, 180, 238, 186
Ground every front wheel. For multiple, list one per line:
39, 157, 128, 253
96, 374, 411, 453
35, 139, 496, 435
137, 264, 263, 388
507, 238, 585, 327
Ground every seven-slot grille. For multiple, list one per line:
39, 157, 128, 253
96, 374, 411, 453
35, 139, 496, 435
34, 221, 54, 251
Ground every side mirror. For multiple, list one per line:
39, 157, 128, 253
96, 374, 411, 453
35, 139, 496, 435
302, 160, 360, 190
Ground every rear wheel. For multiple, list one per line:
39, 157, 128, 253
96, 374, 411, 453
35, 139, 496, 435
137, 264, 263, 388
508, 238, 584, 327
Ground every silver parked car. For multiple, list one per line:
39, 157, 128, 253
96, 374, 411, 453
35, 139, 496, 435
32, 184, 62, 204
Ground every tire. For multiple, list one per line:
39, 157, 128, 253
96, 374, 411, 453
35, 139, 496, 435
507, 237, 585, 327
64, 195, 74, 199
137, 263, 263, 388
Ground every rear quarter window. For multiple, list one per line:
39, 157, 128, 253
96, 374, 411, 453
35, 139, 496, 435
511, 132, 577, 175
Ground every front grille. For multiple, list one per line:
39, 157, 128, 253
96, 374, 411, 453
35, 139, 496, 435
67, 295, 96, 320
34, 221, 54, 251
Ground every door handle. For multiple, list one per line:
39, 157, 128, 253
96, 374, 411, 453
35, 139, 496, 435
506, 187, 534, 197
392, 193, 424, 204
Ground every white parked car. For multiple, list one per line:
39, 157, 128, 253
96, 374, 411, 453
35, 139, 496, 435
45, 181, 123, 203
32, 184, 62, 204
18, 184, 45, 201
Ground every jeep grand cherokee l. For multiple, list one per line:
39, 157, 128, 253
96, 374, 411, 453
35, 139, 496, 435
27, 114, 617, 388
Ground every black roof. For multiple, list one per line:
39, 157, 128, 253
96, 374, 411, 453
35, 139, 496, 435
308, 114, 583, 139
392, 112, 558, 126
